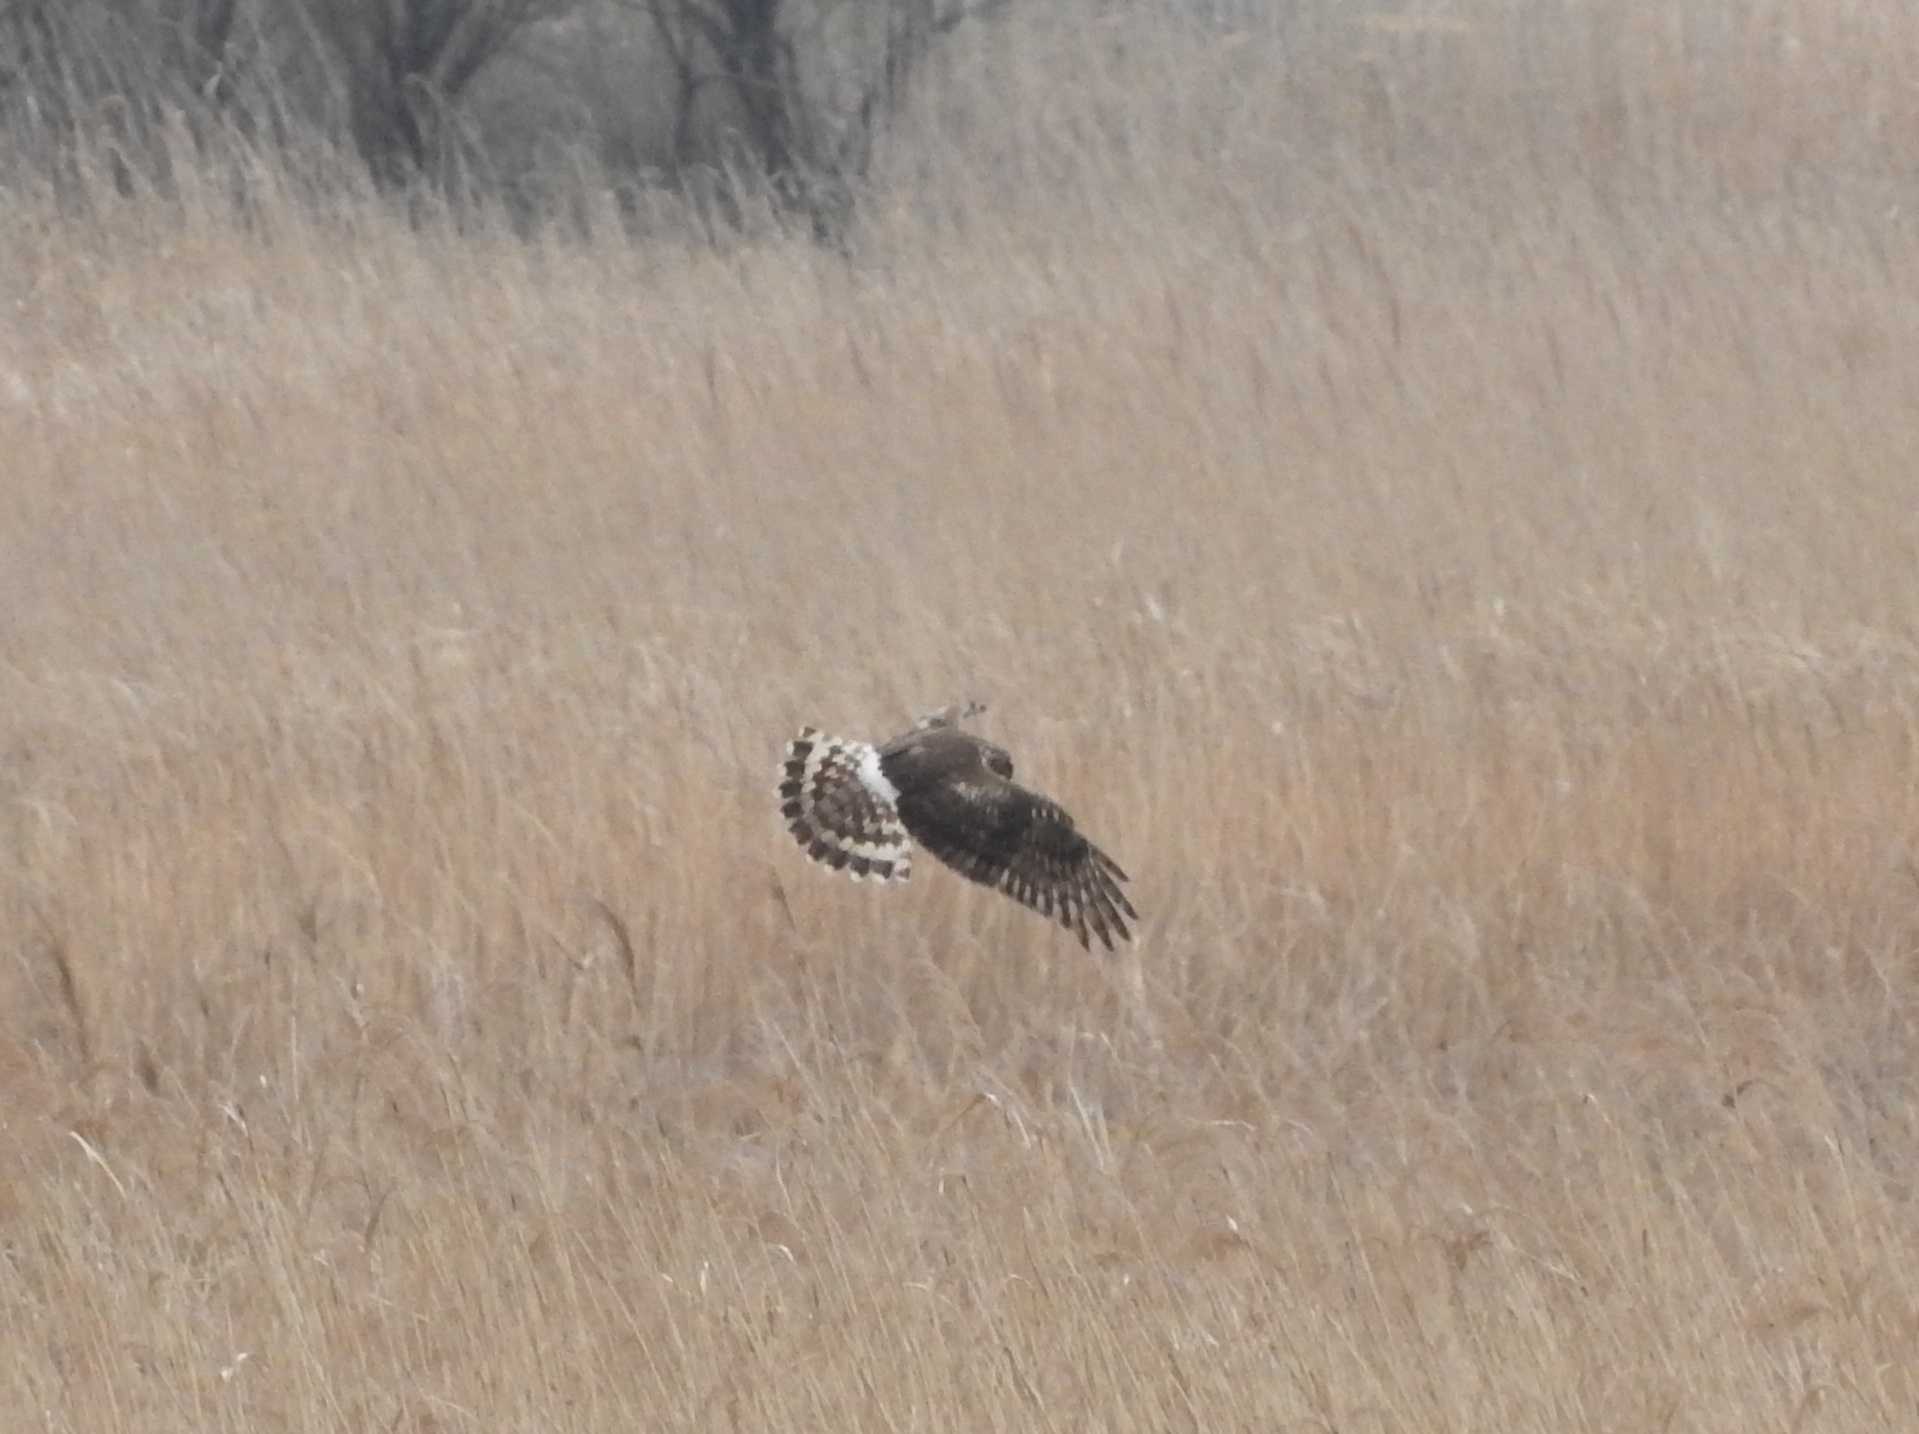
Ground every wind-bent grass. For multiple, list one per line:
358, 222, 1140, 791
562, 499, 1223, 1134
3, 2, 1918, 1429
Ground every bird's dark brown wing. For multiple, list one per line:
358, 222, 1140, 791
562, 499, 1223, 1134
894, 773, 1138, 951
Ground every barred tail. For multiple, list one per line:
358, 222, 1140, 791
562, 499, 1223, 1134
778, 728, 912, 882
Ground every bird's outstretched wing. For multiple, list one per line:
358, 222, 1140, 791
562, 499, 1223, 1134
895, 772, 1137, 950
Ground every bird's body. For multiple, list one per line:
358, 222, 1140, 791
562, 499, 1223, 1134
777, 705, 1137, 950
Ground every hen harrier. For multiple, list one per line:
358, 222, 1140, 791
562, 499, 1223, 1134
776, 703, 1138, 950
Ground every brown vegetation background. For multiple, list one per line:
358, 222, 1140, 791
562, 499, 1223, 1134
4, 2, 1919, 1428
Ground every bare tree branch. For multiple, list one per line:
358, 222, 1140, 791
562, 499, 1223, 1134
296, 0, 575, 189
620, 0, 1012, 240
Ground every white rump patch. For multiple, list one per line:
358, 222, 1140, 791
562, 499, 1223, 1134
856, 745, 900, 804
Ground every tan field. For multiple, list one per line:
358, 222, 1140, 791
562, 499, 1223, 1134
4, 2, 1919, 1428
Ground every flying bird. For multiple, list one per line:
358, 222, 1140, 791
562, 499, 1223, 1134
776, 703, 1138, 950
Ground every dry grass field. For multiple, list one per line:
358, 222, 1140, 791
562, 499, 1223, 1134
4, 2, 1919, 1429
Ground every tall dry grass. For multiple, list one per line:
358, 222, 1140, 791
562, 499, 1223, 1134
4, 2, 1919, 1428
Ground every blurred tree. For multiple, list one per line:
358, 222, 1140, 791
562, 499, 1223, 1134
0, 0, 1014, 225
294, 0, 574, 189
636, 0, 1010, 240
